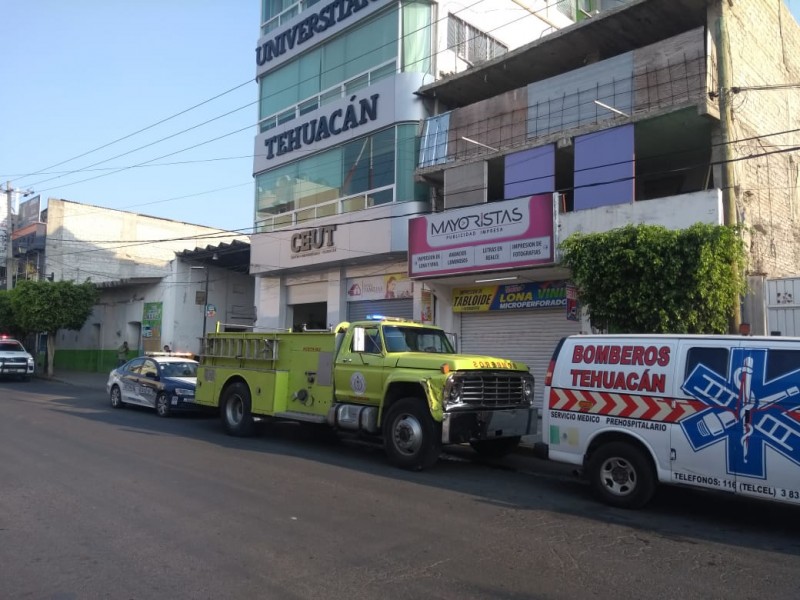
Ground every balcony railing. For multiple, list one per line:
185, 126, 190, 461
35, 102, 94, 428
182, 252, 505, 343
259, 60, 396, 133
261, 0, 323, 37
256, 185, 395, 232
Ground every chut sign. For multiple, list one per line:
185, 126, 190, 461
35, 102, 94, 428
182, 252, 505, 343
291, 225, 337, 254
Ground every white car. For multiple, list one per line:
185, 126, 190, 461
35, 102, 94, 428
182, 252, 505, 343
0, 337, 35, 381
106, 355, 198, 417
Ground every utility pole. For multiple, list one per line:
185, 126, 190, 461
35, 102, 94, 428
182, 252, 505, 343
3, 182, 14, 290
715, 0, 742, 332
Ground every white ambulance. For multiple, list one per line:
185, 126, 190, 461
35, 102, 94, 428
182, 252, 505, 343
535, 334, 800, 508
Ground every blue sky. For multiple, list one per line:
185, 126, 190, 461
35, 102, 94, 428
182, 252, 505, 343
1, 1, 259, 233
2, 2, 799, 234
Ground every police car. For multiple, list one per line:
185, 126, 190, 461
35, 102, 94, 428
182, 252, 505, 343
0, 337, 35, 381
107, 353, 198, 417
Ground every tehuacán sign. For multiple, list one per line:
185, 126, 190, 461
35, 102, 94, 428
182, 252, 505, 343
264, 94, 379, 160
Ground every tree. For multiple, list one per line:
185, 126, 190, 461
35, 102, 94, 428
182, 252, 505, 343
10, 280, 98, 376
559, 223, 746, 334
0, 290, 23, 338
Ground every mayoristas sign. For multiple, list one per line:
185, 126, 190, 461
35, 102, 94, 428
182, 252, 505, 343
407, 195, 555, 278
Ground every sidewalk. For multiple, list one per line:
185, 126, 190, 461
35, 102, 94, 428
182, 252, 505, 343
39, 370, 110, 390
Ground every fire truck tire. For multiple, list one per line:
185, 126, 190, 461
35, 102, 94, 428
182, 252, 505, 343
383, 397, 441, 471
110, 385, 125, 409
470, 436, 521, 459
155, 393, 171, 418
221, 381, 255, 437
587, 441, 656, 509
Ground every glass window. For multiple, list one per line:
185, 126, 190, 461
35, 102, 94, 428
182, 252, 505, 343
685, 347, 729, 379
259, 7, 398, 119
402, 1, 432, 74
765, 350, 800, 381
382, 326, 455, 354
126, 358, 145, 373
161, 362, 198, 378
141, 360, 159, 378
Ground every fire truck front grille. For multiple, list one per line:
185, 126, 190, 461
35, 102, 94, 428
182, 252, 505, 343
459, 373, 526, 407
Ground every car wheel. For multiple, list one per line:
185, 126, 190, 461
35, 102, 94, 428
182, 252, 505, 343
587, 441, 656, 509
220, 381, 255, 436
470, 436, 521, 459
155, 393, 171, 418
110, 385, 125, 409
382, 397, 441, 471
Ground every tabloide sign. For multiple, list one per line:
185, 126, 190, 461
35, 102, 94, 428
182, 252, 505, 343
408, 195, 555, 278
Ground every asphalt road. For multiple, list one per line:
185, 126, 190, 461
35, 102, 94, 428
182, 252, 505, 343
1, 379, 799, 600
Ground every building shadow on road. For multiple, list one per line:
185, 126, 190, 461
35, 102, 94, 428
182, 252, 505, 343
37, 379, 800, 559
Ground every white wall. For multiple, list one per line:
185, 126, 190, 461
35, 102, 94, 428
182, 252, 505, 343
557, 189, 723, 248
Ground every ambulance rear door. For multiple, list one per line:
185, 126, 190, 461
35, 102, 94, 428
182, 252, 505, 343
672, 339, 741, 495
733, 340, 800, 505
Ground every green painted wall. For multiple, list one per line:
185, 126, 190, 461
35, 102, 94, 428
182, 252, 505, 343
54, 349, 133, 373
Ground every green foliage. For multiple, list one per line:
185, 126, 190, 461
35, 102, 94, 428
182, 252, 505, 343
560, 224, 746, 334
10, 279, 98, 335
0, 290, 23, 337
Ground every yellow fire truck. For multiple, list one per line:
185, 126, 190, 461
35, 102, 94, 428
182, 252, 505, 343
195, 317, 534, 469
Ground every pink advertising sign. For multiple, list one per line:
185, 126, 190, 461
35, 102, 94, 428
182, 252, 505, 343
408, 195, 554, 278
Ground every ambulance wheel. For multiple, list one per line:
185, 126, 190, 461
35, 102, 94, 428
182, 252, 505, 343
155, 393, 171, 418
470, 436, 521, 459
587, 442, 655, 509
221, 381, 255, 437
383, 398, 441, 471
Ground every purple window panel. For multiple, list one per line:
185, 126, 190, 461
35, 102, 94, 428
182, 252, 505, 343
574, 124, 634, 210
504, 144, 555, 198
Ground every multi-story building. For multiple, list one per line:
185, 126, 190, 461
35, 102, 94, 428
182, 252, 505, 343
410, 0, 800, 406
249, 0, 582, 330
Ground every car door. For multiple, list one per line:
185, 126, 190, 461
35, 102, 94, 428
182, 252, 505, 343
120, 358, 145, 404
334, 325, 385, 406
137, 359, 161, 409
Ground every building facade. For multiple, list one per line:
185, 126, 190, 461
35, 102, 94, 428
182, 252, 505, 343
41, 199, 254, 371
411, 0, 800, 406
250, 0, 580, 330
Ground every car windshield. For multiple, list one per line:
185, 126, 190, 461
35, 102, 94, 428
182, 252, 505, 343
0, 341, 24, 352
160, 362, 198, 378
382, 326, 454, 354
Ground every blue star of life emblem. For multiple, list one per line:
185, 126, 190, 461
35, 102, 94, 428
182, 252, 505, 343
681, 348, 800, 478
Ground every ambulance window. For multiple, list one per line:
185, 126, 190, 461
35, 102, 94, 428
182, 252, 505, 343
685, 347, 729, 379
765, 350, 800, 380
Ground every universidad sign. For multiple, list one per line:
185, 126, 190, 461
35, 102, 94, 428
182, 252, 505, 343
408, 195, 554, 278
452, 281, 567, 313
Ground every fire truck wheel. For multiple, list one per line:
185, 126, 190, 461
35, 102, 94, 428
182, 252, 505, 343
470, 436, 521, 459
110, 385, 125, 409
587, 441, 656, 509
155, 393, 171, 418
221, 381, 255, 437
383, 398, 441, 471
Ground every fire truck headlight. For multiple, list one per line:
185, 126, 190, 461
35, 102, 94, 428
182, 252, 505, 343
444, 376, 463, 407
522, 375, 534, 404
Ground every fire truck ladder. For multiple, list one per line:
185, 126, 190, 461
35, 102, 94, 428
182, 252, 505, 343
203, 335, 280, 362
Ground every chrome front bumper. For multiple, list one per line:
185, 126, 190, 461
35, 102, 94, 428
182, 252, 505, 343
441, 407, 535, 444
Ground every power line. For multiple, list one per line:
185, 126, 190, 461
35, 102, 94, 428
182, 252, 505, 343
10, 0, 558, 193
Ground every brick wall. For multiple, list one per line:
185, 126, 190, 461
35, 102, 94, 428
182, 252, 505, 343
723, 0, 800, 277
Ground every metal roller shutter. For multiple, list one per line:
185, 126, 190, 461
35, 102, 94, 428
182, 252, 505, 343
347, 299, 414, 322
461, 309, 581, 409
